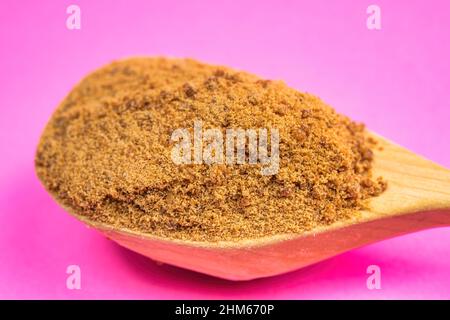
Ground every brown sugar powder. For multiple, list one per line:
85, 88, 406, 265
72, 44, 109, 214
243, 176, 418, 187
35, 57, 387, 242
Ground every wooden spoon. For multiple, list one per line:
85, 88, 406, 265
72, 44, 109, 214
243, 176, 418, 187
65, 133, 450, 280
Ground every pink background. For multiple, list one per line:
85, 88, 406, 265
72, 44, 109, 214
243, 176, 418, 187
1, 0, 450, 299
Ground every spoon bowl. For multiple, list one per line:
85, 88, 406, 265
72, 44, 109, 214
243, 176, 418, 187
65, 133, 450, 280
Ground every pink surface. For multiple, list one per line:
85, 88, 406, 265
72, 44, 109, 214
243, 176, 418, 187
1, 0, 450, 299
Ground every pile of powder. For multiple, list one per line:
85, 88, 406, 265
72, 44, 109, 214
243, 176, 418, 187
35, 57, 387, 242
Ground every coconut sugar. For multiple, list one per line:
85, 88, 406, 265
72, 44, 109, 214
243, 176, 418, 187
35, 57, 387, 242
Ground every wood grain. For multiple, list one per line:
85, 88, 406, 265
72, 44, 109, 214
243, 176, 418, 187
67, 133, 450, 280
